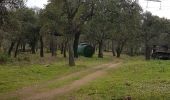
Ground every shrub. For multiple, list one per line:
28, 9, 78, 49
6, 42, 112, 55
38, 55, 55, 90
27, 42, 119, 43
0, 53, 10, 64
17, 54, 30, 62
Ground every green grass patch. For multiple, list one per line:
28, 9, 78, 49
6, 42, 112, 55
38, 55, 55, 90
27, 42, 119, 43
0, 53, 114, 94
57, 57, 170, 100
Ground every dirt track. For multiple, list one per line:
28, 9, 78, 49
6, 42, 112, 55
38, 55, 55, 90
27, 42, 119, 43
1, 63, 120, 100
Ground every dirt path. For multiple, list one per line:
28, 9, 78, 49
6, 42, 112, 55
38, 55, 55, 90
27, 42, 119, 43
1, 63, 120, 100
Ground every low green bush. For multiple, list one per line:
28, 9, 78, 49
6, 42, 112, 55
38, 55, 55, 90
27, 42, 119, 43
0, 53, 10, 64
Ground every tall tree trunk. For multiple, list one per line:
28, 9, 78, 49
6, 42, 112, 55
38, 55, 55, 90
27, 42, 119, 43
130, 47, 134, 56
61, 43, 64, 54
68, 35, 75, 66
50, 34, 56, 56
0, 42, 2, 52
145, 43, 151, 60
116, 41, 126, 58
31, 42, 36, 54
73, 31, 80, 58
63, 41, 67, 58
112, 40, 116, 56
116, 47, 121, 58
144, 32, 151, 60
8, 42, 15, 56
22, 43, 26, 52
116, 45, 123, 58
40, 35, 44, 57
98, 41, 103, 58
14, 40, 20, 58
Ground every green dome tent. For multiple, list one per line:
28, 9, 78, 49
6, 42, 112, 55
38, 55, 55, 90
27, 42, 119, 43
78, 43, 95, 57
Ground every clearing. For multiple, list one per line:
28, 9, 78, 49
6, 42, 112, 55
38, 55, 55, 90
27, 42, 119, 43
0, 54, 170, 100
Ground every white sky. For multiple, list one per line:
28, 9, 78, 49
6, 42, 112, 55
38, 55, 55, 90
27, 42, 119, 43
26, 0, 48, 8
139, 0, 170, 19
26, 0, 170, 19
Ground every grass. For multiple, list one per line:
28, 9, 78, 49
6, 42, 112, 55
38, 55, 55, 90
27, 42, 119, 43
1, 53, 169, 100
0, 53, 114, 94
57, 56, 170, 100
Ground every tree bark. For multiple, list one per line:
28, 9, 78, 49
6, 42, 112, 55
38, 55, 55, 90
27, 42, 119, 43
40, 35, 44, 57
73, 31, 80, 58
145, 43, 151, 60
68, 35, 75, 66
63, 41, 67, 58
116, 41, 126, 58
31, 42, 36, 54
61, 43, 64, 54
14, 40, 20, 58
98, 41, 103, 58
144, 33, 151, 60
0, 42, 2, 52
22, 43, 26, 52
8, 42, 15, 56
112, 40, 116, 56
129, 47, 134, 56
50, 34, 57, 56
116, 47, 121, 58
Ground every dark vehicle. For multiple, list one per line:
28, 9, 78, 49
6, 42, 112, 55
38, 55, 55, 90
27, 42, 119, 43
78, 43, 95, 57
152, 45, 170, 60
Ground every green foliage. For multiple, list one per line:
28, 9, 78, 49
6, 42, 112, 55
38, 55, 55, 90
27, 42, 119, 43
0, 53, 10, 64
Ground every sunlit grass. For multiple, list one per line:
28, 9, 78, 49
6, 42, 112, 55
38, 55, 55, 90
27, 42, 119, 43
57, 57, 170, 100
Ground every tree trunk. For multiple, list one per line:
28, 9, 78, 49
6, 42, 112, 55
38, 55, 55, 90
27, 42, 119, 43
116, 41, 126, 58
130, 47, 134, 56
40, 35, 44, 57
112, 40, 116, 56
14, 40, 20, 58
145, 43, 151, 60
68, 35, 75, 66
22, 43, 26, 52
116, 47, 121, 58
31, 42, 36, 54
50, 34, 57, 56
61, 43, 64, 54
63, 41, 67, 58
8, 42, 15, 56
0, 42, 2, 52
98, 41, 103, 58
73, 31, 80, 58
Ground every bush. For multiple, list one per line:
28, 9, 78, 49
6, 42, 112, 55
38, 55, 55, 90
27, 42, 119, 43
17, 54, 30, 62
0, 53, 10, 64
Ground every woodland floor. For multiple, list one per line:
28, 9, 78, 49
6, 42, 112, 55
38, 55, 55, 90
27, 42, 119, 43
1, 62, 120, 100
0, 53, 170, 100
